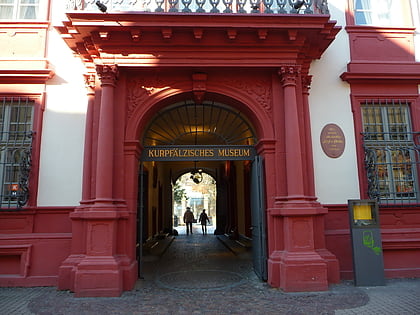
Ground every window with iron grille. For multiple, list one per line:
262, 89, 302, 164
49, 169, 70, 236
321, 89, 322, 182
361, 100, 420, 206
0, 97, 34, 209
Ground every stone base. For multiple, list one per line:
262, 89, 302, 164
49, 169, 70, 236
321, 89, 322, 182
58, 255, 84, 292
73, 256, 123, 297
269, 251, 329, 292
317, 248, 340, 283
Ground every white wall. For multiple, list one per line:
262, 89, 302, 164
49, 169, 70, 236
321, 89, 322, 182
309, 0, 361, 204
411, 0, 420, 62
37, 2, 87, 206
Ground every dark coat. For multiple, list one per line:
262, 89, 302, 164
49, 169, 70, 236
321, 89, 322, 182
199, 212, 210, 225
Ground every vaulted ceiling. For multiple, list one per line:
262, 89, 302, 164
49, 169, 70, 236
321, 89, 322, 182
142, 100, 257, 146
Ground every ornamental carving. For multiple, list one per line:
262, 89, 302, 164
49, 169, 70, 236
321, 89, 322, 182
84, 73, 96, 92
127, 77, 168, 118
66, 0, 75, 9
302, 75, 312, 89
218, 77, 272, 114
127, 74, 272, 117
278, 65, 301, 86
96, 65, 118, 86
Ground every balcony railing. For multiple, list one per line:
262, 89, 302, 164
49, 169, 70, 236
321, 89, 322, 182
66, 0, 329, 15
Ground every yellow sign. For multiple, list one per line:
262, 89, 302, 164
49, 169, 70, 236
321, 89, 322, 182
353, 204, 373, 220
142, 145, 256, 161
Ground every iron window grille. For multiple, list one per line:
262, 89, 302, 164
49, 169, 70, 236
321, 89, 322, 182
361, 100, 420, 207
0, 97, 34, 209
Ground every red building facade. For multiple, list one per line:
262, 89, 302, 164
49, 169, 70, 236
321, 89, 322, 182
0, 1, 419, 297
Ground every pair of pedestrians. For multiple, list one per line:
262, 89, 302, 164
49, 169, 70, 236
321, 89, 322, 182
183, 208, 210, 235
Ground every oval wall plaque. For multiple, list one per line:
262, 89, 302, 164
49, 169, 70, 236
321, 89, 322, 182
320, 124, 345, 158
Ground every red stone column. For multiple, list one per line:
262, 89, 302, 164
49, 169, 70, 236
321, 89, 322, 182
95, 65, 117, 201
281, 66, 305, 198
59, 65, 131, 297
266, 65, 334, 292
58, 72, 99, 291
81, 73, 96, 202
302, 74, 340, 284
301, 75, 315, 196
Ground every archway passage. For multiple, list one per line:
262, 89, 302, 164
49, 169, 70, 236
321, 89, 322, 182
172, 171, 216, 236
137, 100, 261, 281
57, 10, 341, 297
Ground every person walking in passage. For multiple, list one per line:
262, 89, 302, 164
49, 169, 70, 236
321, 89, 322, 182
183, 207, 195, 235
199, 209, 210, 235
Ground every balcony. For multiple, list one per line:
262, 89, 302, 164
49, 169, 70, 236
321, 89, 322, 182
58, 0, 338, 70
66, 0, 329, 15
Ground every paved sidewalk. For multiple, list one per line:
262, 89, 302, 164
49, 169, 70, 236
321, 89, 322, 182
1, 229, 419, 315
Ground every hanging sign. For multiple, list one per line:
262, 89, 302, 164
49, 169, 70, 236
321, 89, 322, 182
320, 123, 345, 158
142, 145, 256, 161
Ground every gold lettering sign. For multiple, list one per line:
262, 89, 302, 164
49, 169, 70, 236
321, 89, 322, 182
142, 146, 255, 161
320, 124, 345, 158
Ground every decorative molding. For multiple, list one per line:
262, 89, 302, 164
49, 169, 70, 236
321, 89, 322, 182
219, 76, 272, 114
127, 77, 168, 118
84, 73, 96, 92
127, 74, 272, 117
96, 65, 118, 86
302, 75, 312, 93
227, 29, 237, 40
278, 65, 301, 87
192, 73, 207, 104
258, 29, 268, 40
84, 73, 95, 87
193, 28, 203, 40
131, 29, 141, 42
162, 28, 172, 39
0, 69, 54, 84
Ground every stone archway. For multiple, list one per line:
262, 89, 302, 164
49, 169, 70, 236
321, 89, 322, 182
58, 65, 340, 297
56, 9, 341, 296
123, 68, 340, 293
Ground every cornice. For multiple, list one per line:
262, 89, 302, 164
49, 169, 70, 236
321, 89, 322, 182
0, 69, 55, 84
340, 61, 420, 83
55, 12, 341, 67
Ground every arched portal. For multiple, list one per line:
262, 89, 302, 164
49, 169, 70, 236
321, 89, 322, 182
137, 99, 260, 256
57, 8, 340, 297
59, 66, 340, 297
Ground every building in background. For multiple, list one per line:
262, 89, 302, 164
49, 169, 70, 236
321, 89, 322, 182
0, 0, 419, 297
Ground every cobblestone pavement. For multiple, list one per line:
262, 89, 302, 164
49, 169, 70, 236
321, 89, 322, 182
1, 224, 419, 315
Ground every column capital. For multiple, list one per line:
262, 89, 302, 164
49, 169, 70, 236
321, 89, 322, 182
84, 73, 96, 94
96, 65, 119, 87
278, 65, 301, 87
302, 75, 312, 94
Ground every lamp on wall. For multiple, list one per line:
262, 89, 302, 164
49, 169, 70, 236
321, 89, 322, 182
96, 1, 108, 12
293, 0, 305, 10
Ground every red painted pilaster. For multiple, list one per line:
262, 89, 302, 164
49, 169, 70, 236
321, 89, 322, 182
301, 75, 316, 196
266, 65, 336, 292
81, 73, 96, 202
58, 73, 97, 292
95, 65, 118, 201
59, 65, 132, 297
280, 65, 305, 198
